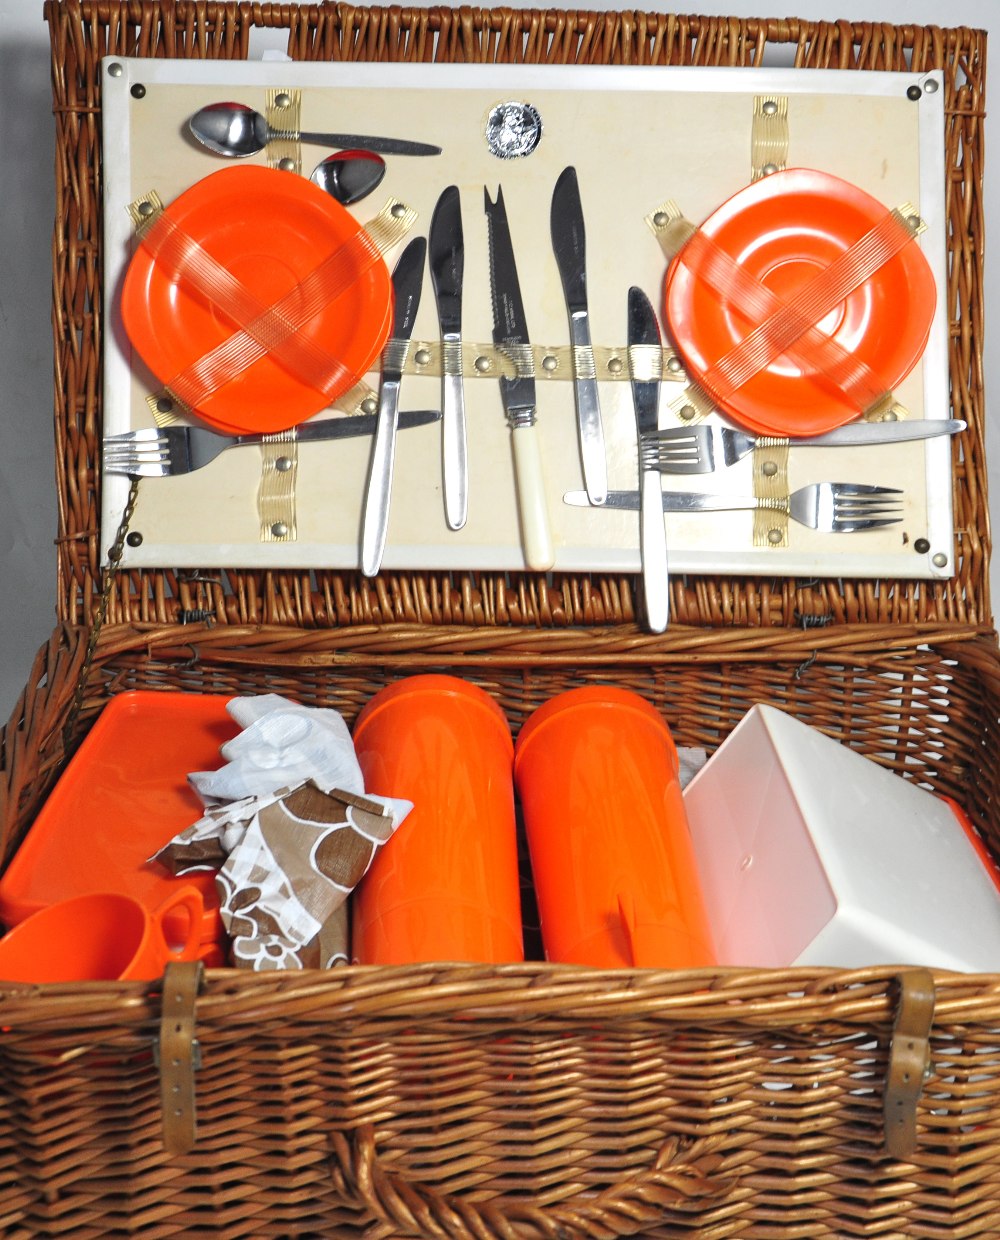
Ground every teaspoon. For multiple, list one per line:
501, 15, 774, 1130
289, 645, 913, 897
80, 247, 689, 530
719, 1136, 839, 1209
188, 102, 441, 159
310, 150, 386, 205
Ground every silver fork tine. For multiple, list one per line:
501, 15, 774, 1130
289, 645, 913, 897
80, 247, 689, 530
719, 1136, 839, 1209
645, 425, 715, 474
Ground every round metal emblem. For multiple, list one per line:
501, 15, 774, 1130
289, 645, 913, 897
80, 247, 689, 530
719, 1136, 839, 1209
485, 101, 542, 159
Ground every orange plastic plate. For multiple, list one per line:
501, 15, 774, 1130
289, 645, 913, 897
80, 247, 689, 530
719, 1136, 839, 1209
0, 691, 238, 944
663, 168, 936, 437
120, 165, 392, 434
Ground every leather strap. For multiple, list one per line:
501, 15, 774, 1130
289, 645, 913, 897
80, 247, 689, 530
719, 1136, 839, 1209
884, 968, 935, 1159
159, 960, 205, 1155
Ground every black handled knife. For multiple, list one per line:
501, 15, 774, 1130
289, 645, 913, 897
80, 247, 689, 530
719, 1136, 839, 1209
551, 166, 607, 506
484, 184, 554, 571
429, 185, 467, 530
361, 236, 426, 577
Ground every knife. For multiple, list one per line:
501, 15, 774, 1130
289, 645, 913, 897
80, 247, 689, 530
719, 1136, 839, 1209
360, 236, 426, 577
484, 184, 554, 572
429, 185, 468, 530
717, 418, 968, 466
551, 165, 607, 506
628, 287, 669, 633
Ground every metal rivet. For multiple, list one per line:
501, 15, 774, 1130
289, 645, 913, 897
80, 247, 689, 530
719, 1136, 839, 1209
390, 203, 406, 218
137, 201, 154, 218
881, 410, 900, 422
270, 521, 289, 538
275, 92, 292, 109
761, 459, 779, 477
130, 83, 146, 99
761, 162, 779, 176
126, 532, 143, 547
932, 552, 948, 568
762, 99, 779, 115
653, 211, 670, 228
907, 214, 922, 231
360, 397, 377, 415
277, 157, 296, 172
541, 354, 558, 372
914, 537, 931, 554
475, 356, 492, 373
924, 78, 939, 94
767, 528, 783, 544
108, 63, 123, 78
679, 404, 696, 421
666, 356, 683, 374
274, 456, 293, 473
907, 84, 922, 101
156, 397, 173, 413
608, 357, 623, 375
414, 348, 431, 366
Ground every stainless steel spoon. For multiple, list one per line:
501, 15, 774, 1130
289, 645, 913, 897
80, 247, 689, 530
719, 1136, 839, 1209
310, 150, 386, 205
188, 102, 442, 159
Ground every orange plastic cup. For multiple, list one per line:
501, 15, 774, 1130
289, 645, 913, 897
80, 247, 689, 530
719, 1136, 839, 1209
351, 675, 523, 964
0, 887, 205, 983
513, 687, 717, 968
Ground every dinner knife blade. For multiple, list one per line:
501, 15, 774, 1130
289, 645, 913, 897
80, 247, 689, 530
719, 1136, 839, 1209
361, 235, 426, 577
484, 184, 554, 571
429, 185, 468, 531
551, 165, 607, 506
628, 286, 669, 633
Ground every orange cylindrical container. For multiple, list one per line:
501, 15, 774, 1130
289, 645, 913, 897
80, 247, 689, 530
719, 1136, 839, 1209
351, 675, 523, 965
0, 887, 205, 983
513, 687, 716, 968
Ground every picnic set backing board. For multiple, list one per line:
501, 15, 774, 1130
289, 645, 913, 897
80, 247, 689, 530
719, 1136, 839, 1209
100, 56, 955, 586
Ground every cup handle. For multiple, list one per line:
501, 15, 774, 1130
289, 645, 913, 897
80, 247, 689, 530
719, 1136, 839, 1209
152, 886, 205, 961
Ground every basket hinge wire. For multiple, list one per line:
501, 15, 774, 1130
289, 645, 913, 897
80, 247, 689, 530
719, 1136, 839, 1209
156, 959, 206, 1155
883, 968, 935, 1159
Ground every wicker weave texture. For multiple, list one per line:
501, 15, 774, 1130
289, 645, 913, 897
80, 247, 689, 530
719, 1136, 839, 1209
2, 620, 1000, 1237
45, 1, 989, 629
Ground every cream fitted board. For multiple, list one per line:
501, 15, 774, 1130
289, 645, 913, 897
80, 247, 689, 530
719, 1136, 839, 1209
101, 59, 951, 578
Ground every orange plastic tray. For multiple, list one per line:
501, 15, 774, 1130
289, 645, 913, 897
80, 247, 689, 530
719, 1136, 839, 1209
0, 691, 237, 944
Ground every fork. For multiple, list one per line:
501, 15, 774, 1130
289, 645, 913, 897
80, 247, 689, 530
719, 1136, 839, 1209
650, 419, 967, 474
103, 409, 441, 478
562, 482, 904, 533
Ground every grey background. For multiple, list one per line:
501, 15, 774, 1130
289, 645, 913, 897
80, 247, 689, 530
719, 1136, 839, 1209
0, 0, 995, 723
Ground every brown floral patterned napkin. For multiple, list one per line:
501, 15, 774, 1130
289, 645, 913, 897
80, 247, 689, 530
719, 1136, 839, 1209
152, 781, 402, 969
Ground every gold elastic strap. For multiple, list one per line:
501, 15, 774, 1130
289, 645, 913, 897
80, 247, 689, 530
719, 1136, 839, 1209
138, 212, 382, 408
266, 88, 301, 174
678, 227, 888, 414
751, 96, 788, 181
258, 435, 298, 543
752, 438, 790, 549
702, 206, 924, 404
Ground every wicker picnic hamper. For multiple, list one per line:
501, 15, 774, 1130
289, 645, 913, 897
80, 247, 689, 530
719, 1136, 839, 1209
1, 2, 998, 1236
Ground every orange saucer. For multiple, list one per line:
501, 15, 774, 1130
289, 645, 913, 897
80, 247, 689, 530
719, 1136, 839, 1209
120, 165, 392, 434
663, 168, 936, 437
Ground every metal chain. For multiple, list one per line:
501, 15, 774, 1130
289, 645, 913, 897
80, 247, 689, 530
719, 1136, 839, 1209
62, 477, 140, 752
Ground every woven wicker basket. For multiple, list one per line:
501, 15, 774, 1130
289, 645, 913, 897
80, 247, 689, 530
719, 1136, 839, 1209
1, 4, 997, 1237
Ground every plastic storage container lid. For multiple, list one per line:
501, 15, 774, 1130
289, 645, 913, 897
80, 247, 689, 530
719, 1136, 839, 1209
0, 690, 238, 945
